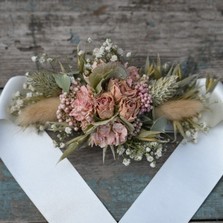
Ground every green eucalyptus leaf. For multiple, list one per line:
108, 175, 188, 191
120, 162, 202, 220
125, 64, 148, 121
89, 62, 127, 93
54, 74, 71, 93
177, 74, 198, 88
96, 78, 104, 93
137, 129, 160, 138
59, 135, 87, 161
151, 117, 168, 132
93, 113, 118, 126
83, 125, 97, 135
89, 63, 114, 89
119, 116, 134, 133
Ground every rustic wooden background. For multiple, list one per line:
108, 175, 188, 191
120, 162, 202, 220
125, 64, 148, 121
0, 0, 223, 222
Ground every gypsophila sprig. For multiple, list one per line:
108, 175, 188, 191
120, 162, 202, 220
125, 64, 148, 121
9, 38, 218, 167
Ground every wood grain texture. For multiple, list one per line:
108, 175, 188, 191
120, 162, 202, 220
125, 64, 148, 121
1, 0, 223, 222
1, 0, 223, 88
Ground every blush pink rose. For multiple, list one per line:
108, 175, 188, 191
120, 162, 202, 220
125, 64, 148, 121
96, 92, 115, 119
69, 86, 95, 124
108, 79, 137, 102
119, 97, 141, 122
119, 80, 138, 98
108, 79, 122, 102
90, 122, 128, 148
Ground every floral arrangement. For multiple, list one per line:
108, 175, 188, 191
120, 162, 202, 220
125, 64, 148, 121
9, 38, 218, 167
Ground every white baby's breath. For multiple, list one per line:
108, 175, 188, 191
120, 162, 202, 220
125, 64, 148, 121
87, 37, 92, 43
14, 91, 20, 97
78, 50, 85, 56
150, 161, 156, 168
126, 52, 131, 57
123, 158, 131, 166
60, 143, 65, 148
65, 127, 72, 134
31, 56, 38, 62
110, 55, 118, 62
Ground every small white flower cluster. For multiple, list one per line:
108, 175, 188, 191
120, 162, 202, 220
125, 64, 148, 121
145, 142, 163, 168
93, 38, 124, 62
9, 91, 24, 114
31, 54, 53, 64
117, 141, 163, 168
45, 123, 74, 149
181, 116, 209, 143
77, 38, 131, 76
10, 74, 44, 115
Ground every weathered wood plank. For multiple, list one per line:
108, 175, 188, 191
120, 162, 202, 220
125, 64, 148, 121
1, 0, 223, 88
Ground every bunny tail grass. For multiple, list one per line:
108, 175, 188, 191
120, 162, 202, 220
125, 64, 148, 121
155, 99, 204, 121
17, 97, 60, 126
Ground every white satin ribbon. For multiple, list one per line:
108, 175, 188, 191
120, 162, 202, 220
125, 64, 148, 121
120, 80, 223, 223
0, 77, 116, 223
120, 122, 223, 223
0, 77, 223, 223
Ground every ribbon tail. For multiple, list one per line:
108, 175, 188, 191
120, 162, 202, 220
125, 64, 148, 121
120, 122, 223, 223
0, 77, 116, 223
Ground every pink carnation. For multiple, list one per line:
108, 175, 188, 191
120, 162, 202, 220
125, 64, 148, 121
90, 122, 128, 148
69, 86, 95, 128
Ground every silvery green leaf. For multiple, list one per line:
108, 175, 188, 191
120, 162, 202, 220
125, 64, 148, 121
93, 113, 118, 126
54, 74, 71, 93
177, 74, 198, 88
89, 63, 114, 89
83, 124, 96, 134
119, 116, 134, 133
137, 129, 160, 138
88, 62, 127, 93
151, 117, 168, 132
59, 135, 87, 161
